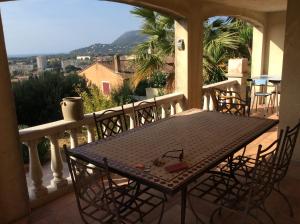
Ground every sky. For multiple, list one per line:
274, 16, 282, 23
0, 0, 142, 56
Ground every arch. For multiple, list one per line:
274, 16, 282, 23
200, 2, 266, 28
105, 0, 187, 20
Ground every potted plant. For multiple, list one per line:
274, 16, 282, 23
146, 72, 167, 98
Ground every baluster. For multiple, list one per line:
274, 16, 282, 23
209, 94, 214, 111
203, 93, 208, 111
161, 104, 167, 118
48, 134, 68, 189
86, 125, 96, 143
26, 140, 48, 198
129, 113, 135, 129
176, 101, 184, 113
170, 102, 176, 115
70, 128, 78, 148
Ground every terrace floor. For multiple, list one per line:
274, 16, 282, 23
28, 107, 300, 224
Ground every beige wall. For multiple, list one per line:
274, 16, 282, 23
251, 26, 265, 76
279, 0, 300, 161
79, 63, 125, 93
251, 11, 286, 78
264, 11, 286, 78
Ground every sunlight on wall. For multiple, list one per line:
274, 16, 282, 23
267, 40, 283, 78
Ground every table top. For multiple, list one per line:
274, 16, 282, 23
71, 109, 278, 194
250, 75, 281, 83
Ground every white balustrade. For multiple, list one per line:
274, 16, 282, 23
26, 140, 48, 198
70, 128, 79, 148
202, 80, 240, 111
86, 125, 96, 143
18, 92, 185, 205
48, 134, 68, 189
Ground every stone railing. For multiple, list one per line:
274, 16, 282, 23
202, 80, 240, 111
19, 92, 184, 207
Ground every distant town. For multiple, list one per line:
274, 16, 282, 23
8, 29, 147, 83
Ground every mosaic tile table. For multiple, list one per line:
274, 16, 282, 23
71, 109, 278, 224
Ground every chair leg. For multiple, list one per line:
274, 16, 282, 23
255, 96, 259, 112
273, 184, 294, 217
187, 195, 206, 224
257, 205, 276, 224
156, 200, 165, 224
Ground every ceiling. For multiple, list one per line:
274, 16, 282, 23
206, 0, 287, 12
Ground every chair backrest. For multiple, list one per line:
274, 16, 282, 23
93, 106, 128, 140
251, 78, 269, 94
212, 88, 250, 116
275, 120, 300, 182
249, 130, 283, 205
64, 145, 120, 223
132, 98, 158, 127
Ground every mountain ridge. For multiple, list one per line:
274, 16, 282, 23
70, 30, 148, 56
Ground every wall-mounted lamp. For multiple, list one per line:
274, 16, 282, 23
177, 39, 185, 51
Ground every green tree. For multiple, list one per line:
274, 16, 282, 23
131, 9, 253, 85
13, 71, 88, 126
77, 84, 115, 113
111, 82, 134, 106
131, 8, 174, 86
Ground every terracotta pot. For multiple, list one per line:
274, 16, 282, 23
60, 97, 84, 121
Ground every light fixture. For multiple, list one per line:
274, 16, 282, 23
177, 39, 185, 51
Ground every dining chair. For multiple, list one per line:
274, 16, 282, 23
64, 145, 165, 224
188, 131, 283, 224
212, 87, 251, 116
251, 79, 274, 115
132, 98, 158, 127
93, 105, 128, 140
217, 120, 300, 218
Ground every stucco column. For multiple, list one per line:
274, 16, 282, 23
175, 15, 203, 109
279, 0, 300, 161
0, 14, 30, 223
251, 26, 266, 76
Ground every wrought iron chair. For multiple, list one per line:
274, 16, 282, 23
225, 120, 300, 217
132, 98, 158, 127
93, 105, 128, 140
188, 131, 283, 224
272, 120, 300, 217
212, 87, 251, 116
64, 146, 165, 224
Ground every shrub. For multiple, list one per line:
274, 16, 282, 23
77, 84, 115, 113
148, 71, 167, 88
13, 71, 88, 126
111, 82, 134, 105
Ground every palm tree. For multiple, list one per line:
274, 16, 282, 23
203, 18, 242, 83
131, 9, 252, 86
131, 8, 174, 87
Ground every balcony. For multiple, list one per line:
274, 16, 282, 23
16, 78, 299, 224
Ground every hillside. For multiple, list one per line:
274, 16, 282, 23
70, 30, 148, 55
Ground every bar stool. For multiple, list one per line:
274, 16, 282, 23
251, 79, 274, 115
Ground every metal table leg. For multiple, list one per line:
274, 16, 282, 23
275, 83, 279, 116
181, 186, 187, 224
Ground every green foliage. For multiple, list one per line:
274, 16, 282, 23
134, 80, 148, 96
12, 71, 88, 126
132, 9, 253, 85
148, 71, 167, 88
77, 84, 115, 113
111, 82, 134, 106
65, 65, 81, 73
131, 8, 174, 86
